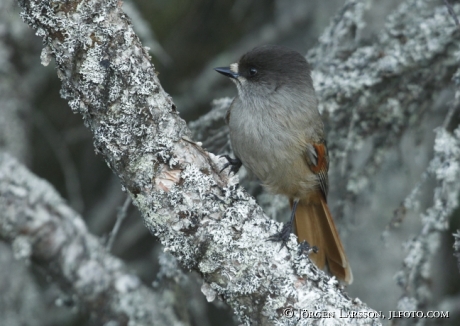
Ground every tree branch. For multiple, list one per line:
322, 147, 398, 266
14, 0, 378, 324
0, 153, 185, 326
454, 230, 460, 274
191, 0, 460, 318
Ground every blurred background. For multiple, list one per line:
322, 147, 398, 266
1, 0, 460, 325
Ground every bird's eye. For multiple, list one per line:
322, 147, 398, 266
249, 67, 257, 76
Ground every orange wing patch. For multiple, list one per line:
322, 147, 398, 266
309, 143, 328, 173
305, 143, 329, 197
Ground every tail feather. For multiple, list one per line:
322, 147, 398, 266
293, 194, 353, 284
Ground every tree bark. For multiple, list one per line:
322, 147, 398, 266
9, 0, 460, 324
12, 0, 382, 324
0, 153, 186, 326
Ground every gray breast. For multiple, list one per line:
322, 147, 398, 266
228, 98, 303, 186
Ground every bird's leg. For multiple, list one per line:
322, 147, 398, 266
268, 199, 299, 248
220, 155, 242, 175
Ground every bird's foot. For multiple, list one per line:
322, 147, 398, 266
268, 222, 293, 251
220, 155, 242, 175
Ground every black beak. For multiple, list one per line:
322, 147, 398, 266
214, 67, 239, 79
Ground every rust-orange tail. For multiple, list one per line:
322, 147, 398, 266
292, 194, 353, 284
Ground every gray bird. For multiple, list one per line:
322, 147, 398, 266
215, 45, 353, 284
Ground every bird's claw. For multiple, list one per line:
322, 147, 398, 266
220, 155, 242, 175
268, 222, 293, 251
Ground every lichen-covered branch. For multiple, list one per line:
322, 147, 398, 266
15, 0, 378, 324
394, 122, 460, 318
455, 230, 460, 274
0, 0, 36, 164
190, 0, 460, 222
0, 153, 185, 326
309, 1, 460, 319
310, 0, 460, 208
190, 1, 460, 319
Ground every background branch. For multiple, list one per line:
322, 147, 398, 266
12, 0, 379, 324
0, 153, 185, 326
1, 0, 460, 324
190, 1, 460, 322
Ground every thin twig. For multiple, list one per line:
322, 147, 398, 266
106, 195, 132, 251
329, 1, 357, 40
31, 110, 84, 212
444, 0, 460, 26
442, 97, 460, 129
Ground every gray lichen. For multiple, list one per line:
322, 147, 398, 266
14, 0, 380, 324
189, 0, 460, 321
0, 153, 185, 326
454, 231, 460, 273
396, 124, 460, 318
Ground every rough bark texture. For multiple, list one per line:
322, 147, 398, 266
0, 153, 185, 326
12, 0, 380, 325
6, 0, 460, 324
308, 1, 460, 317
192, 3, 460, 321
